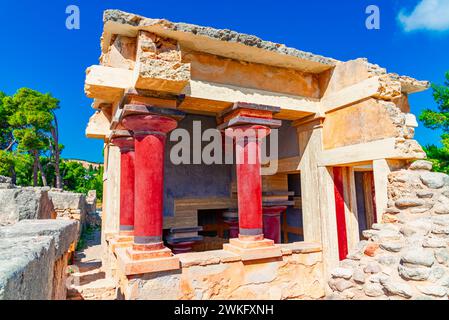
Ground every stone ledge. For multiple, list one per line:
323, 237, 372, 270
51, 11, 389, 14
0, 219, 78, 258
277, 242, 322, 254
176, 242, 322, 267
178, 250, 241, 267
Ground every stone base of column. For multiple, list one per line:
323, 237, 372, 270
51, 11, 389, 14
223, 237, 282, 261
109, 235, 134, 254
116, 245, 180, 276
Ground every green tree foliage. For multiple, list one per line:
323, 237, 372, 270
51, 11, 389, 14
3, 88, 60, 186
0, 91, 14, 150
420, 72, 449, 172
0, 88, 103, 199
60, 161, 103, 199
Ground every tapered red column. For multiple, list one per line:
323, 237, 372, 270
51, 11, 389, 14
262, 206, 287, 244
219, 103, 283, 259
111, 135, 135, 236
122, 114, 177, 251
227, 125, 270, 240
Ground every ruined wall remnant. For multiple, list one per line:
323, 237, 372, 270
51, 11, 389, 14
49, 189, 99, 235
0, 219, 78, 300
0, 182, 55, 226
327, 161, 449, 300
116, 243, 325, 300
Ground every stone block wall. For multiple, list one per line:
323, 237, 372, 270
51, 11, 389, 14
327, 160, 449, 300
0, 219, 78, 300
0, 183, 55, 226
116, 243, 325, 300
49, 190, 87, 226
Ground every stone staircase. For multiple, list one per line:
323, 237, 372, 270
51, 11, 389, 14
66, 229, 117, 300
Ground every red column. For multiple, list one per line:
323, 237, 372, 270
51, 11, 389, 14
262, 206, 287, 244
111, 136, 135, 236
226, 125, 270, 241
122, 114, 178, 251
333, 167, 348, 261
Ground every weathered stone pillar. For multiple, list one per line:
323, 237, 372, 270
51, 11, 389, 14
111, 131, 135, 237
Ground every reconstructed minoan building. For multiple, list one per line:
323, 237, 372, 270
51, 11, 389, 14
85, 10, 430, 299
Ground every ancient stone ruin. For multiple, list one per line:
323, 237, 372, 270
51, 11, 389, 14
0, 176, 99, 300
80, 9, 434, 300
328, 161, 449, 300
2, 8, 443, 300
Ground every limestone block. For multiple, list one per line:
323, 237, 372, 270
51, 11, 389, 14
410, 160, 433, 171
398, 264, 430, 281
405, 113, 419, 128
0, 187, 54, 226
331, 268, 353, 280
0, 219, 78, 257
0, 236, 55, 300
135, 58, 190, 93
380, 279, 413, 299
423, 238, 447, 248
364, 283, 384, 297
420, 172, 449, 189
435, 249, 449, 265
380, 241, 405, 253
395, 198, 425, 208
417, 285, 447, 298
401, 249, 434, 267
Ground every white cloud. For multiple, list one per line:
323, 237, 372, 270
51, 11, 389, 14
398, 0, 449, 32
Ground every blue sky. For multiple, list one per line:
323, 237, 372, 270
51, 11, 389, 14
1, 0, 448, 163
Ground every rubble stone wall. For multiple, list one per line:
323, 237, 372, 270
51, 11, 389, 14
327, 160, 449, 300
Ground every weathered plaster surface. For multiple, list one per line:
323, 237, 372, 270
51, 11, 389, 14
323, 99, 415, 150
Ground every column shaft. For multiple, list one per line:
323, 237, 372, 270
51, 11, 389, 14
134, 133, 166, 244
119, 150, 135, 232
236, 137, 263, 236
